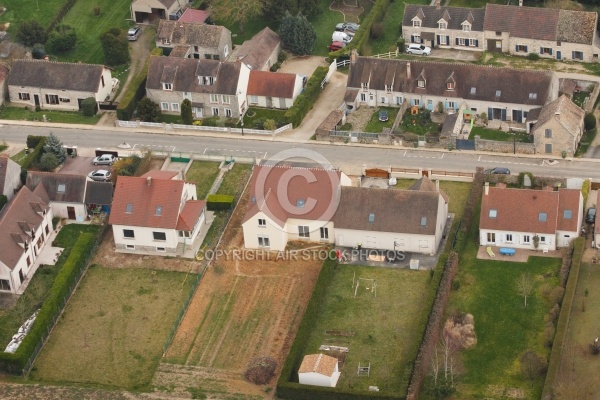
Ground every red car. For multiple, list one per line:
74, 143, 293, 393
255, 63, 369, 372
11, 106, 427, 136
329, 41, 345, 51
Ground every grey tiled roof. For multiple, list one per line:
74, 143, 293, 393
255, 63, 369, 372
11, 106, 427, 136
85, 181, 113, 205
7, 60, 104, 92
157, 20, 229, 48
26, 172, 87, 203
235, 27, 281, 70
532, 95, 584, 137
403, 4, 485, 31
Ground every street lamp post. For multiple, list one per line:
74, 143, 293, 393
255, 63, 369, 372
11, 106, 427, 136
241, 120, 244, 136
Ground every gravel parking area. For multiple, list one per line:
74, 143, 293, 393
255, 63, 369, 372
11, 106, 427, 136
58, 156, 110, 176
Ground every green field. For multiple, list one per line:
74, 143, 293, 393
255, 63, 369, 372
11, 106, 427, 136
0, 107, 100, 125
31, 266, 194, 389
303, 266, 431, 394
185, 161, 220, 200
0, 0, 65, 28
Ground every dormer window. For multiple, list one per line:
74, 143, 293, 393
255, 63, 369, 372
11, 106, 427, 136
418, 80, 425, 88
462, 23, 471, 32
163, 83, 172, 91
439, 21, 447, 30
529, 93, 537, 99
162, 38, 170, 45
413, 20, 421, 27
385, 85, 392, 93
362, 82, 368, 90
447, 82, 455, 90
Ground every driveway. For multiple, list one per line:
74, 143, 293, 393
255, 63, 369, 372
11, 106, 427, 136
278, 55, 328, 76
58, 156, 111, 177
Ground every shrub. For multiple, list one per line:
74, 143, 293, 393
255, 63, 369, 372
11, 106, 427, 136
263, 119, 277, 130
81, 97, 97, 116
93, 5, 101, 16
181, 99, 193, 125
31, 44, 46, 59
527, 53, 540, 61
38, 153, 59, 171
137, 97, 161, 122
46, 24, 77, 53
26, 135, 45, 149
245, 356, 277, 385
543, 325, 555, 348
0, 194, 6, 211
549, 286, 565, 305
253, 117, 266, 129
370, 22, 384, 39
21, 138, 46, 169
206, 194, 234, 211
202, 116, 219, 126
100, 28, 129, 66
17, 21, 47, 46
584, 113, 596, 131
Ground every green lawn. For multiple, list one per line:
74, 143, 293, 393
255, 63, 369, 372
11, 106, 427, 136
304, 266, 431, 394
572, 91, 590, 109
394, 180, 471, 220
576, 129, 597, 156
186, 161, 220, 199
31, 266, 194, 389
56, 0, 132, 64
243, 107, 288, 129
0, 225, 100, 350
364, 107, 398, 133
400, 109, 440, 135
469, 126, 532, 142
0, 0, 66, 28
368, 0, 428, 55
0, 107, 100, 125
217, 163, 252, 197
157, 114, 183, 124
10, 148, 27, 166
312, 0, 350, 56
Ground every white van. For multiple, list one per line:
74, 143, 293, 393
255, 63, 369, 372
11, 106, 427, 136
332, 31, 352, 44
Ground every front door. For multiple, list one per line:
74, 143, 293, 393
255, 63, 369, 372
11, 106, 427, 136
557, 51, 561, 60
266, 97, 272, 108
34, 95, 40, 106
18, 269, 24, 283
67, 206, 76, 220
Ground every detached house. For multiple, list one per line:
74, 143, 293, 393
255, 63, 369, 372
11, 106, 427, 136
233, 27, 282, 71
131, 0, 189, 23
7, 60, 113, 111
247, 71, 303, 109
156, 20, 232, 60
0, 154, 21, 202
345, 56, 557, 122
26, 172, 88, 220
0, 186, 53, 294
529, 95, 585, 157
146, 56, 249, 119
479, 182, 582, 251
109, 171, 206, 256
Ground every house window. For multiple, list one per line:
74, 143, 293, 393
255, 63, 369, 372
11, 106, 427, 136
539, 212, 548, 222
163, 83, 172, 91
210, 94, 219, 103
18, 93, 30, 101
489, 209, 497, 218
171, 103, 180, 111
298, 226, 309, 238
413, 99, 421, 106
225, 108, 232, 117
438, 35, 447, 45
161, 102, 169, 111
361, 83, 368, 90
0, 279, 10, 291
495, 31, 501, 36
523, 235, 530, 244
506, 233, 513, 242
572, 51, 584, 60
564, 210, 572, 219
101, 76, 105, 87
320, 227, 329, 240
155, 206, 162, 216
126, 244, 135, 250
125, 203, 133, 213
458, 38, 466, 46
447, 82, 455, 90
545, 143, 552, 153
258, 218, 266, 227
395, 96, 403, 105
447, 101, 456, 109
487, 232, 496, 242
123, 229, 135, 238
413, 34, 421, 44
420, 216, 427, 226
540, 236, 547, 243
212, 107, 219, 116
193, 107, 203, 117
529, 93, 537, 100
413, 20, 421, 27
153, 232, 166, 241
258, 235, 270, 247
250, 95, 258, 104
469, 39, 477, 47
360, 93, 367, 102
540, 47, 552, 55
380, 96, 387, 104
418, 80, 425, 88
427, 99, 433, 109
224, 44, 229, 57
26, 256, 31, 266
222, 95, 231, 104
545, 129, 552, 138
45, 94, 59, 104
59, 97, 70, 103
462, 24, 470, 32
439, 22, 447, 30
557, 41, 561, 46
156, 247, 166, 252
212, 54, 220, 60
516, 45, 528, 53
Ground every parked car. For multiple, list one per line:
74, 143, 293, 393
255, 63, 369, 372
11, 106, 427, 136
92, 154, 117, 165
332, 31, 352, 44
127, 26, 141, 41
484, 167, 511, 175
406, 44, 431, 55
329, 41, 346, 51
335, 22, 360, 32
378, 110, 389, 122
586, 207, 596, 224
88, 169, 112, 182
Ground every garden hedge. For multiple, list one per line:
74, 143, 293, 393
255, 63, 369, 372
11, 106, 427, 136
26, 135, 45, 149
284, 66, 328, 127
21, 138, 46, 169
0, 233, 96, 374
206, 194, 234, 211
116, 50, 161, 120
46, 0, 77, 33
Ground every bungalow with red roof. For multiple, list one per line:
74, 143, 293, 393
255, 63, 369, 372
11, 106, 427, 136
298, 353, 341, 387
479, 182, 582, 251
247, 70, 303, 110
0, 186, 53, 294
109, 171, 206, 257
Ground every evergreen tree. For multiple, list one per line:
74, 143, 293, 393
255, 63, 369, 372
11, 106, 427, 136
100, 28, 129, 66
137, 97, 161, 122
17, 21, 47, 46
265, 0, 298, 22
181, 99, 193, 125
299, 0, 320, 18
279, 12, 316, 56
43, 133, 67, 164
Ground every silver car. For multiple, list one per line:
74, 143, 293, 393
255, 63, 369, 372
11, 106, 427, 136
406, 44, 432, 55
92, 154, 116, 165
88, 170, 112, 182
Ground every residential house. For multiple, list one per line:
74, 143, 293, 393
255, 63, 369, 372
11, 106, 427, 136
7, 60, 113, 111
479, 182, 582, 251
131, 0, 189, 23
0, 64, 9, 106
483, 4, 599, 62
402, 3, 486, 51
156, 20, 232, 60
332, 178, 448, 255
178, 8, 210, 24
146, 56, 250, 119
298, 354, 341, 388
109, 172, 206, 256
0, 154, 22, 202
529, 95, 585, 157
345, 56, 558, 123
247, 70, 303, 109
84, 181, 114, 215
234, 27, 281, 71
0, 186, 53, 294
242, 165, 351, 251
26, 172, 88, 220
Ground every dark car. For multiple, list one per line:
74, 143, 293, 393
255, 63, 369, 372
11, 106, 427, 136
378, 110, 389, 122
586, 207, 596, 224
484, 167, 511, 175
329, 41, 345, 51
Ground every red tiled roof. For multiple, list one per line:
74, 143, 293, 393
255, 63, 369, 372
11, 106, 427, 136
480, 185, 580, 234
141, 170, 179, 180
177, 200, 205, 231
242, 165, 342, 227
178, 8, 210, 24
247, 70, 297, 99
109, 176, 185, 229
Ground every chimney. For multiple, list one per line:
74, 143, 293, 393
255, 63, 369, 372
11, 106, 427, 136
406, 62, 411, 79
435, 180, 440, 192
350, 49, 358, 64
519, 0, 523, 5
436, 0, 441, 10
484, 182, 489, 195
147, 176, 152, 186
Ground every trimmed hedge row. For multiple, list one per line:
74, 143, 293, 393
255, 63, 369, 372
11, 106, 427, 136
46, 0, 77, 33
26, 135, 45, 149
116, 52, 160, 120
21, 138, 46, 169
284, 66, 328, 127
206, 194, 234, 211
0, 233, 96, 374
541, 237, 584, 400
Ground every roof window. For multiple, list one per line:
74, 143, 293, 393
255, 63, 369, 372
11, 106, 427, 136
296, 199, 305, 208
489, 209, 497, 218
539, 212, 547, 222
57, 184, 66, 193
495, 90, 501, 97
368, 213, 375, 223
420, 216, 427, 226
155, 206, 163, 216
125, 203, 133, 213
563, 209, 572, 219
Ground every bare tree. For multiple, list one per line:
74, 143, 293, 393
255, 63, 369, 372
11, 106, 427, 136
209, 0, 264, 34
516, 273, 535, 307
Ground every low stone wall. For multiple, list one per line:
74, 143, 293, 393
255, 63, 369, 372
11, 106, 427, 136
475, 138, 536, 154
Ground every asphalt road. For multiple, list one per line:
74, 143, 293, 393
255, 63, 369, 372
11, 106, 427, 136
0, 123, 598, 179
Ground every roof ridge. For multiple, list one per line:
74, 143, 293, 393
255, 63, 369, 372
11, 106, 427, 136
14, 59, 103, 68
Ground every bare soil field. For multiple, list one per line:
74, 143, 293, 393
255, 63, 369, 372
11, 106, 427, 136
159, 190, 324, 398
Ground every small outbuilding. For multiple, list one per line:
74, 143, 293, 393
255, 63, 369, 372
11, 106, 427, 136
298, 353, 340, 388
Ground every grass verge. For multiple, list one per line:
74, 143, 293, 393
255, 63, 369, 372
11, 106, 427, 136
186, 161, 220, 200
0, 107, 100, 125
217, 163, 252, 197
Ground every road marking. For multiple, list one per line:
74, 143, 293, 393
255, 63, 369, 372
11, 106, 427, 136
132, 144, 176, 152
203, 148, 267, 158
478, 158, 539, 166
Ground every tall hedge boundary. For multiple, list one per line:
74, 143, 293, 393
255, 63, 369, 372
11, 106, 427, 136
541, 237, 584, 400
21, 138, 47, 170
284, 66, 328, 127
46, 0, 77, 33
0, 233, 96, 374
116, 53, 157, 120
206, 194, 234, 211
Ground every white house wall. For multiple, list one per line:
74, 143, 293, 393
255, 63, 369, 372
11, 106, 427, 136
285, 218, 334, 244
334, 228, 436, 254
112, 224, 179, 253
237, 63, 251, 115
556, 230, 578, 248
403, 27, 484, 51
479, 229, 557, 251
298, 372, 335, 387
435, 194, 449, 252
2, 159, 21, 200
95, 68, 113, 103
242, 213, 289, 251
50, 202, 86, 220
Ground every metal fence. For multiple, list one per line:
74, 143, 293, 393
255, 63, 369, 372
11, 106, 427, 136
21, 224, 109, 376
